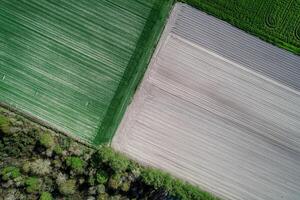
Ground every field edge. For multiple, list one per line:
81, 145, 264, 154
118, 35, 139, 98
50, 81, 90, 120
179, 0, 300, 55
93, 0, 174, 145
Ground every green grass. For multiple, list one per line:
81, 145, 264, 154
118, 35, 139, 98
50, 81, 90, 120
181, 0, 300, 54
0, 0, 173, 145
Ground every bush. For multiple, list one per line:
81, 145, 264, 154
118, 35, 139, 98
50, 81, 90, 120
108, 195, 124, 200
65, 156, 84, 174
88, 176, 96, 186
68, 141, 83, 156
120, 180, 131, 192
108, 174, 122, 190
22, 161, 31, 174
39, 132, 55, 149
0, 115, 10, 134
40, 192, 53, 200
96, 184, 106, 194
1, 166, 21, 181
58, 179, 76, 195
97, 147, 129, 173
97, 192, 109, 200
96, 170, 108, 184
25, 177, 41, 193
53, 145, 63, 155
29, 159, 51, 176
141, 168, 171, 189
141, 167, 219, 200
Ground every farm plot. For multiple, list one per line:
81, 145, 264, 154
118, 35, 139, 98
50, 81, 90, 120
182, 0, 300, 54
0, 0, 172, 145
112, 3, 300, 200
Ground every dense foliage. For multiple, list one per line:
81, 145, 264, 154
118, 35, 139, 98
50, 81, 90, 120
0, 107, 219, 200
180, 0, 300, 54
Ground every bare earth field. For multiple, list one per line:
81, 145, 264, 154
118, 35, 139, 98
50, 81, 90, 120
112, 3, 300, 200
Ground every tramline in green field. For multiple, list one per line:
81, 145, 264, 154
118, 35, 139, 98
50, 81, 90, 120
0, 0, 173, 145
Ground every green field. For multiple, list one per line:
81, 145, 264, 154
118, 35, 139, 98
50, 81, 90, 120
0, 0, 173, 145
182, 0, 300, 54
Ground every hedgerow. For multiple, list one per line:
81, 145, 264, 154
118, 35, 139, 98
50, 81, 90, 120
0, 108, 220, 199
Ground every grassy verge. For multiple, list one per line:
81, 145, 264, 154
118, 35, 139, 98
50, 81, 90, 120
0, 107, 220, 200
180, 0, 300, 55
94, 0, 174, 145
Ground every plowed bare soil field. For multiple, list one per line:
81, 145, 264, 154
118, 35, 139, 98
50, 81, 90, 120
113, 4, 300, 200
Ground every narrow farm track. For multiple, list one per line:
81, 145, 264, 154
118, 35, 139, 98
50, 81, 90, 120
113, 4, 300, 200
0, 0, 172, 144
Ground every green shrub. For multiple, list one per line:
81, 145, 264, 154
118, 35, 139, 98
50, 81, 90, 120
25, 177, 41, 193
96, 170, 108, 184
66, 156, 84, 174
1, 166, 21, 181
108, 174, 122, 190
120, 180, 131, 192
53, 145, 63, 155
68, 141, 83, 156
88, 176, 96, 186
58, 179, 76, 195
0, 115, 10, 134
108, 195, 124, 200
96, 184, 106, 194
22, 161, 31, 174
52, 159, 62, 168
40, 192, 53, 200
141, 167, 219, 200
98, 147, 129, 172
30, 159, 51, 176
141, 168, 170, 189
39, 132, 55, 149
97, 192, 109, 200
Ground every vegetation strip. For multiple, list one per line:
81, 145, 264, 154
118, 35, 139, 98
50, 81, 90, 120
0, 107, 220, 200
94, 0, 174, 145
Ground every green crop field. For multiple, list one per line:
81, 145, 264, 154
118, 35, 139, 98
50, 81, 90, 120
0, 0, 173, 145
181, 0, 300, 54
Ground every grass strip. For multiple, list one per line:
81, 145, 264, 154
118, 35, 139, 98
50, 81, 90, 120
93, 0, 174, 145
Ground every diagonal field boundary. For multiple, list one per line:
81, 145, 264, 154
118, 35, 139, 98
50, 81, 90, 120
0, 0, 173, 145
94, 0, 174, 145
